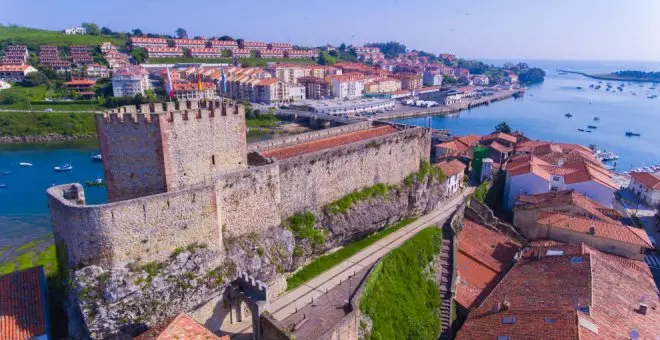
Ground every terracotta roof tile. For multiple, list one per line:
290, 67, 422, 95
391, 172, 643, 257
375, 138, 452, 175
488, 141, 512, 153
260, 126, 397, 160
0, 267, 48, 339
135, 313, 221, 339
536, 211, 653, 248
630, 171, 660, 189
514, 190, 621, 223
435, 159, 466, 178
481, 132, 517, 144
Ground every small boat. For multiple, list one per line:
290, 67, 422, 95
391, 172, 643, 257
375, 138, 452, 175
626, 132, 641, 137
587, 125, 597, 129
577, 129, 585, 132
565, 112, 573, 118
54, 164, 73, 172
576, 86, 583, 90
91, 154, 102, 161
585, 130, 592, 133
19, 162, 32, 167
85, 178, 105, 187
593, 117, 600, 121
588, 144, 597, 150
0, 184, 7, 188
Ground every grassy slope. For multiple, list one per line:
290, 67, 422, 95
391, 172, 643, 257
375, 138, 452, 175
360, 227, 442, 340
0, 111, 96, 136
0, 26, 125, 47
286, 218, 417, 291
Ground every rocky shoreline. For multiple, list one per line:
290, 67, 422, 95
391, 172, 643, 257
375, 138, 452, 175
0, 133, 96, 144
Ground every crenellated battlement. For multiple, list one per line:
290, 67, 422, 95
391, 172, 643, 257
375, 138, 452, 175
235, 270, 269, 302
98, 100, 243, 125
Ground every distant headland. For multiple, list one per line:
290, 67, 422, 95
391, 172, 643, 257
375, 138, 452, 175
559, 69, 660, 83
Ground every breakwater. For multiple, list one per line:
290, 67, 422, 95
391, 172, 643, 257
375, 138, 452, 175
558, 69, 660, 83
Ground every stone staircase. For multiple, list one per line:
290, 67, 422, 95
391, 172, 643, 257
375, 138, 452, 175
438, 226, 455, 340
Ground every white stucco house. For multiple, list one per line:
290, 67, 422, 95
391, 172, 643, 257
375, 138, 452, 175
435, 159, 466, 197
628, 172, 660, 207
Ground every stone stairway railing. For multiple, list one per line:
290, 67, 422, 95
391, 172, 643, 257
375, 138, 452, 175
438, 225, 455, 340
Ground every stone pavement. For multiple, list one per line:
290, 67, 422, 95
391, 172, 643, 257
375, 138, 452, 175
226, 191, 470, 338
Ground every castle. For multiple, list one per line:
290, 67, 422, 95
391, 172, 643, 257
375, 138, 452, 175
47, 99, 432, 270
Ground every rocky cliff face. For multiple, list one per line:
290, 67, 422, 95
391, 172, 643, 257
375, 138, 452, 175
69, 173, 447, 338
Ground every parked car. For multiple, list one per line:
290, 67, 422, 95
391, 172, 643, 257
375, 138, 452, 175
43, 108, 53, 112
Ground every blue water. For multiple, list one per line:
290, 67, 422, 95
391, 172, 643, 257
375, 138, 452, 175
2, 59, 660, 241
397, 59, 660, 171
0, 141, 107, 239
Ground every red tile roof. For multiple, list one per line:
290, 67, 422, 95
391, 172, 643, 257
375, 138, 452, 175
481, 132, 516, 144
261, 125, 397, 160
0, 267, 48, 339
64, 79, 96, 86
515, 190, 621, 223
436, 134, 480, 153
135, 313, 222, 339
435, 159, 466, 177
488, 141, 512, 153
0, 65, 34, 72
630, 171, 660, 189
456, 220, 521, 309
537, 211, 653, 248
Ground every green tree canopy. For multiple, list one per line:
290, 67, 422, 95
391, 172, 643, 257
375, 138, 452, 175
100, 27, 113, 35
81, 22, 100, 35
176, 27, 187, 38
518, 68, 546, 84
364, 41, 407, 58
317, 51, 336, 65
219, 35, 234, 41
494, 121, 512, 134
131, 28, 143, 36
22, 71, 49, 87
130, 47, 148, 64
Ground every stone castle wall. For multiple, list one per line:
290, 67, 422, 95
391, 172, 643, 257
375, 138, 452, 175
278, 127, 431, 216
48, 183, 221, 268
97, 100, 247, 202
248, 121, 373, 153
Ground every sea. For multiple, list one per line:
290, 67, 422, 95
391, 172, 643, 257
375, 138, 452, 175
2, 59, 660, 243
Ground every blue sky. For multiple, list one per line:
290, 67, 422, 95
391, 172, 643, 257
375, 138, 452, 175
2, 0, 659, 61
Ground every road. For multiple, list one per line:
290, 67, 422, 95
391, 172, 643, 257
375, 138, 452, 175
223, 190, 470, 337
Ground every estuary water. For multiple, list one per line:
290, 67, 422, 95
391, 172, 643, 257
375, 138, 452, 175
2, 59, 660, 242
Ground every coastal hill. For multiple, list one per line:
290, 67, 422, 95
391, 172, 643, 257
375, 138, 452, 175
559, 69, 660, 83
0, 26, 125, 48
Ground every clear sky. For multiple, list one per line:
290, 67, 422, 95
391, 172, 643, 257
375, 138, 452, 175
2, 0, 659, 61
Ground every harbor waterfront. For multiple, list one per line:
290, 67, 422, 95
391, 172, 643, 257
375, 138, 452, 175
1, 59, 660, 242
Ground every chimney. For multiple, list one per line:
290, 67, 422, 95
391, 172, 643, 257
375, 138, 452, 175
638, 303, 648, 315
502, 298, 510, 311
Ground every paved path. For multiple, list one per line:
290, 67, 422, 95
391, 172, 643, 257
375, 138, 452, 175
226, 191, 469, 337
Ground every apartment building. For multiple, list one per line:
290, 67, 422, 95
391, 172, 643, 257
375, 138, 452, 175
49, 60, 72, 74
145, 47, 184, 58
189, 48, 224, 59
100, 42, 117, 53
268, 42, 292, 50
257, 49, 284, 58
130, 37, 168, 48
364, 78, 401, 93
297, 76, 331, 99
64, 78, 96, 91
472, 75, 489, 86
111, 66, 151, 97
305, 65, 342, 79
267, 64, 307, 84
209, 40, 238, 50
231, 49, 251, 58
6, 45, 28, 57
64, 26, 86, 35
72, 53, 94, 65
172, 82, 218, 101
240, 41, 267, 51
85, 64, 110, 79
330, 74, 365, 99
454, 68, 470, 78
0, 58, 25, 66
394, 73, 423, 90
285, 50, 315, 59
0, 64, 38, 82
423, 71, 443, 86
173, 39, 208, 49
628, 172, 660, 206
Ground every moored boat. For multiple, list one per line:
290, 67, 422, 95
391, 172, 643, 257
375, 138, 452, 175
625, 131, 641, 137
565, 112, 573, 118
54, 164, 73, 172
593, 117, 600, 121
91, 153, 102, 161
19, 162, 32, 167
85, 178, 105, 187
587, 125, 597, 129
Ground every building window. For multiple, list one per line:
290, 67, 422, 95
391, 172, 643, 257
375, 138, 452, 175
552, 175, 560, 181
211, 155, 216, 165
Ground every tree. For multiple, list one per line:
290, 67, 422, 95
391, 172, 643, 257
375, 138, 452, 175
131, 28, 143, 36
219, 35, 234, 41
130, 47, 148, 64
22, 71, 49, 87
518, 68, 546, 85
494, 121, 512, 134
317, 51, 336, 66
176, 27, 188, 38
81, 22, 100, 35
101, 27, 113, 35
236, 38, 244, 46
365, 41, 407, 58
339, 43, 347, 51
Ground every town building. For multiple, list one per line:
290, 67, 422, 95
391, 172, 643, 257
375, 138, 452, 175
64, 26, 86, 34
231, 49, 251, 58
364, 78, 401, 94
504, 141, 617, 209
172, 39, 207, 49
471, 75, 489, 86
288, 84, 306, 101
72, 53, 94, 65
100, 42, 117, 53
438, 53, 456, 63
0, 267, 51, 339
240, 41, 267, 51
628, 172, 660, 207
70, 45, 91, 53
145, 47, 184, 59
130, 37, 168, 48
172, 82, 218, 101
297, 76, 332, 99
104, 50, 130, 69
135, 313, 224, 339
111, 66, 151, 97
189, 48, 224, 59
480, 132, 517, 163
435, 159, 466, 196
285, 49, 315, 59
423, 71, 443, 86
268, 42, 292, 50
394, 73, 423, 90
0, 64, 38, 82
6, 44, 29, 58
84, 64, 111, 80
225, 76, 296, 103
454, 68, 470, 78
257, 49, 284, 59
209, 40, 238, 50
329, 74, 365, 99
504, 70, 519, 83
64, 78, 96, 92
457, 241, 660, 339
49, 60, 72, 74
304, 65, 342, 79
434, 135, 481, 161
353, 46, 385, 62
267, 64, 307, 84
455, 219, 522, 310
0, 57, 25, 66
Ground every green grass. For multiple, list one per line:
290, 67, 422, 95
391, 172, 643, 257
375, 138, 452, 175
15, 239, 44, 252
145, 57, 317, 67
0, 103, 103, 111
0, 111, 97, 137
286, 217, 417, 291
0, 85, 51, 104
324, 183, 396, 215
246, 114, 281, 128
404, 160, 447, 187
35, 245, 58, 275
15, 251, 37, 269
360, 227, 442, 340
471, 180, 490, 203
285, 212, 327, 248
0, 26, 125, 48
0, 262, 16, 275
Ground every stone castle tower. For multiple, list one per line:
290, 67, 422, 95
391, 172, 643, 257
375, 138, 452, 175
97, 100, 247, 202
